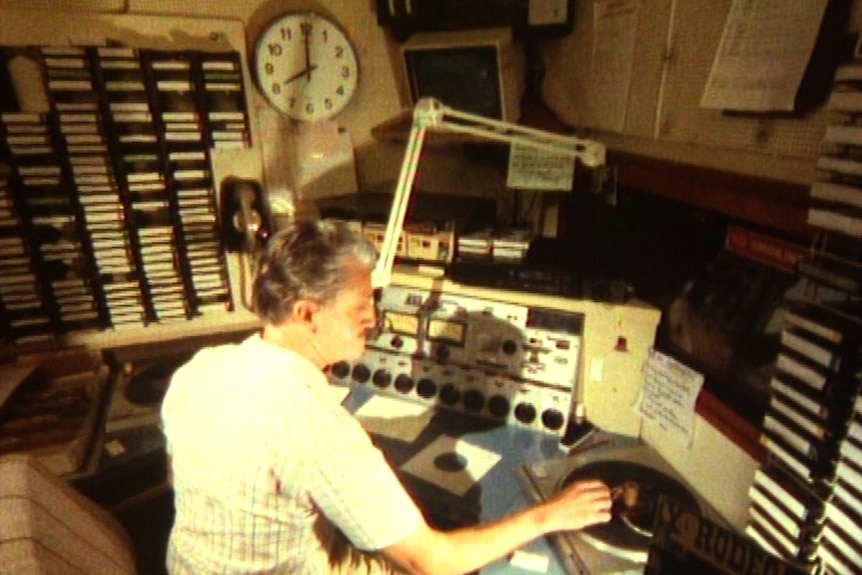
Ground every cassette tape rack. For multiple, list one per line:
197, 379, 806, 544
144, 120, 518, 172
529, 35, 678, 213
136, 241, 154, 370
0, 45, 251, 351
746, 56, 862, 575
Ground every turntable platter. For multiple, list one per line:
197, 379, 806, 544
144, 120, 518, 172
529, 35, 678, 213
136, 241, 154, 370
106, 355, 191, 433
123, 362, 178, 406
563, 460, 700, 562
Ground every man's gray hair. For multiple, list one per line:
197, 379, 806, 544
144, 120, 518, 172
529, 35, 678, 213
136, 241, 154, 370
252, 219, 377, 325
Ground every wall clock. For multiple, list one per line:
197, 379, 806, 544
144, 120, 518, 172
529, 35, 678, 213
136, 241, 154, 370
253, 12, 359, 122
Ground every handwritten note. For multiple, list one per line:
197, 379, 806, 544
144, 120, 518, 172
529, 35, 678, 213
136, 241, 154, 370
637, 349, 704, 446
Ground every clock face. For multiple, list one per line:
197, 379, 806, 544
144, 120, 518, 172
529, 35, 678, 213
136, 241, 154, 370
254, 12, 359, 122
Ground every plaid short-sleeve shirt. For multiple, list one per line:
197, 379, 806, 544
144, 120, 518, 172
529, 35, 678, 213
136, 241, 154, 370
161, 335, 422, 575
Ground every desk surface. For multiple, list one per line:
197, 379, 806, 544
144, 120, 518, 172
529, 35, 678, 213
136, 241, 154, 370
76, 383, 648, 575
344, 385, 650, 575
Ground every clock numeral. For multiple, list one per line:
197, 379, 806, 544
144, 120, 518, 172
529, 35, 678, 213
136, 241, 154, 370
324, 98, 333, 111
264, 62, 275, 76
336, 85, 344, 97
340, 65, 351, 79
305, 102, 315, 115
267, 42, 283, 57
335, 45, 344, 58
300, 22, 312, 38
271, 82, 281, 95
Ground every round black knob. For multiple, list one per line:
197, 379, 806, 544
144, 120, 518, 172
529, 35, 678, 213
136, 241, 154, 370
488, 395, 510, 418
542, 408, 566, 431
394, 374, 414, 394
439, 384, 461, 406
416, 378, 437, 399
372, 369, 392, 389
502, 340, 518, 355
435, 345, 450, 361
351, 364, 371, 384
514, 403, 537, 424
463, 390, 485, 412
391, 336, 404, 349
329, 361, 350, 379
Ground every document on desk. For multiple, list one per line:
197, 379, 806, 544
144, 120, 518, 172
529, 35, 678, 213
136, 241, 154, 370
700, 0, 828, 112
354, 395, 435, 443
400, 435, 501, 497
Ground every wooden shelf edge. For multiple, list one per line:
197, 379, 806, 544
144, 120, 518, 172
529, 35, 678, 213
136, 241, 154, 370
697, 389, 767, 464
610, 151, 815, 240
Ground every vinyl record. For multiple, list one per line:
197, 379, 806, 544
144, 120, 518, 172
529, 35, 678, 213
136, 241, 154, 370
562, 460, 700, 560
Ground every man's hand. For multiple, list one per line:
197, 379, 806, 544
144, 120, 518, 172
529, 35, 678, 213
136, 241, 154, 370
382, 479, 613, 575
541, 479, 612, 532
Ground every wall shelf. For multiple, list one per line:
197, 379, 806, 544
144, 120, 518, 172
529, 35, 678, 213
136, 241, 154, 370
372, 100, 816, 241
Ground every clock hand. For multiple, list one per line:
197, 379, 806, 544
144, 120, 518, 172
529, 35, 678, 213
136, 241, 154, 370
284, 64, 318, 85
303, 26, 313, 82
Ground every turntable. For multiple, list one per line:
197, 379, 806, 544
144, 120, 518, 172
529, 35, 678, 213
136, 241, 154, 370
104, 351, 192, 433
518, 434, 718, 575
102, 331, 256, 434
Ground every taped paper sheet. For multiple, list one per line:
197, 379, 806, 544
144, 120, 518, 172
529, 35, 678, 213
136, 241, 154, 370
701, 0, 827, 111
636, 349, 704, 446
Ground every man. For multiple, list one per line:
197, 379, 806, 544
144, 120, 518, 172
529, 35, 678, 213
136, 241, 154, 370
162, 219, 611, 575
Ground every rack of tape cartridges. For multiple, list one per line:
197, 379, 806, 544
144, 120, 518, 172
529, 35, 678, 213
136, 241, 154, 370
746, 53, 862, 575
0, 45, 252, 349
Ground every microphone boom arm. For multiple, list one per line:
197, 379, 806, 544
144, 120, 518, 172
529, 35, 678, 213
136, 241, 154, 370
371, 98, 606, 289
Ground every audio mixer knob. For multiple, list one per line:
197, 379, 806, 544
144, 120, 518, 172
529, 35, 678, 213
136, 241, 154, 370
351, 364, 371, 384
373, 369, 392, 389
542, 409, 565, 431
488, 395, 510, 418
439, 384, 461, 406
330, 361, 350, 379
394, 374, 414, 394
514, 403, 537, 424
463, 390, 485, 413
391, 335, 404, 349
435, 345, 450, 361
417, 378, 437, 399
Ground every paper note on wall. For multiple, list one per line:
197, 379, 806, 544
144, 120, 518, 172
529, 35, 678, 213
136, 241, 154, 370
588, 0, 640, 132
636, 349, 704, 446
506, 142, 575, 191
700, 0, 827, 111
294, 121, 359, 200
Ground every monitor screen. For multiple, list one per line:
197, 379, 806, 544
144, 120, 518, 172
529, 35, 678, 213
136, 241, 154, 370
404, 46, 503, 120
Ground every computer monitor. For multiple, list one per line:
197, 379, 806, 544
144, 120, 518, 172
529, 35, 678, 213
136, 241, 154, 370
400, 27, 525, 122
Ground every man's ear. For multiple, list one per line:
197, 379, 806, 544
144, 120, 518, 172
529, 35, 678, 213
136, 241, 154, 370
291, 299, 318, 327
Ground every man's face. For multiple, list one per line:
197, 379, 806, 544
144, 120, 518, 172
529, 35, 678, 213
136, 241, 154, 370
314, 260, 377, 363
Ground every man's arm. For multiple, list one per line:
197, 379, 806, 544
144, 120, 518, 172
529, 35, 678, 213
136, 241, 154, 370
381, 479, 611, 575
